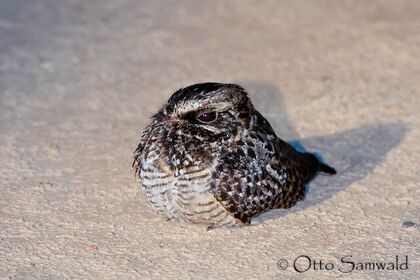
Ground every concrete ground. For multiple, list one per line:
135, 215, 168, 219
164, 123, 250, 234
1, 0, 419, 279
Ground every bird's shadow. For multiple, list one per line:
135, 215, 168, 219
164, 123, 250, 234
238, 81, 407, 224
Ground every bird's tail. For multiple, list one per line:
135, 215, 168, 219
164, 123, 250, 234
298, 152, 336, 182
319, 162, 336, 174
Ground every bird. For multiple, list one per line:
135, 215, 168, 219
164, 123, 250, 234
133, 82, 336, 228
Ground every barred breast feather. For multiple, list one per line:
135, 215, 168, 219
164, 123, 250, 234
133, 120, 239, 227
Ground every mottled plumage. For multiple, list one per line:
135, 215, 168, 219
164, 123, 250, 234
133, 83, 336, 227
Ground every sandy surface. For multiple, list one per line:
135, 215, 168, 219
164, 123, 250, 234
1, 0, 419, 279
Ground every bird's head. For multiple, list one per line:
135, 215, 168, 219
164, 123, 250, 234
156, 82, 254, 140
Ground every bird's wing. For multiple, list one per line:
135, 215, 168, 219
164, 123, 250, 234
211, 130, 305, 224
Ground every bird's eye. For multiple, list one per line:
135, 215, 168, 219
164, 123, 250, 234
196, 110, 218, 123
